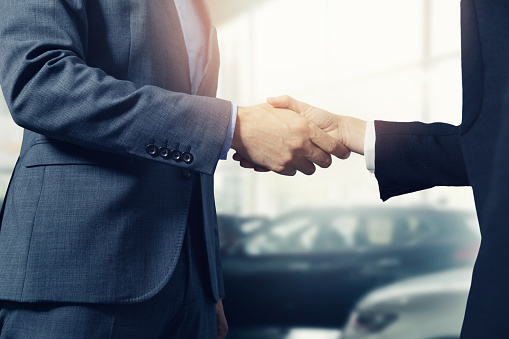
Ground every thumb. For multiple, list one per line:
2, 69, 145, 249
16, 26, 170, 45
267, 95, 307, 114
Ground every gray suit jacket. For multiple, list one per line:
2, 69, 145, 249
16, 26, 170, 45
0, 0, 230, 303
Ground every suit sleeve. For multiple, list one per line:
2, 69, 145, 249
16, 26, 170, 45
374, 121, 469, 201
0, 0, 231, 176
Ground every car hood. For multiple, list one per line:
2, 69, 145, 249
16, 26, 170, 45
359, 268, 472, 306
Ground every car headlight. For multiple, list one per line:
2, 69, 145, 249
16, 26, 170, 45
344, 310, 398, 334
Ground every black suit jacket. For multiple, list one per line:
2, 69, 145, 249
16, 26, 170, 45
374, 0, 509, 337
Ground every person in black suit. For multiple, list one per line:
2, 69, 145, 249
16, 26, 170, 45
236, 0, 509, 337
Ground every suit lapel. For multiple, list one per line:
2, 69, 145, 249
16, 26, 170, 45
191, 0, 220, 97
160, 0, 192, 94
159, 0, 219, 97
195, 22, 220, 97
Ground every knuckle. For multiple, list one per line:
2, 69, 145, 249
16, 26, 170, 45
325, 140, 336, 153
290, 139, 306, 152
295, 120, 310, 134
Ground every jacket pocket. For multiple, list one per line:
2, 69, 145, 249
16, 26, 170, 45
25, 141, 134, 168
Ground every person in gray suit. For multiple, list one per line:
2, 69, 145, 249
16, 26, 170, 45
0, 1, 349, 338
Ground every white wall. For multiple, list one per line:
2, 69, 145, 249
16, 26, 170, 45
210, 0, 475, 217
0, 0, 475, 213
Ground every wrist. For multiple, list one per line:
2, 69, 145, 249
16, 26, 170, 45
341, 116, 367, 155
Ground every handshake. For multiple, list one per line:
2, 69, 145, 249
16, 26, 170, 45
231, 96, 367, 176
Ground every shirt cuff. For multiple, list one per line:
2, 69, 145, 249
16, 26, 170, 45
364, 120, 376, 172
220, 103, 238, 160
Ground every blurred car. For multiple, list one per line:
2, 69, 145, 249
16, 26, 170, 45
226, 327, 342, 339
221, 207, 479, 329
342, 267, 472, 339
217, 214, 268, 255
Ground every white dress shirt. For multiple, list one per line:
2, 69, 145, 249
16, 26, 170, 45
364, 121, 376, 172
175, 0, 237, 160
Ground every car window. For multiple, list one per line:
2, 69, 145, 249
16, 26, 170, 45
240, 211, 467, 256
330, 216, 358, 246
244, 215, 358, 256
355, 215, 436, 247
244, 216, 312, 255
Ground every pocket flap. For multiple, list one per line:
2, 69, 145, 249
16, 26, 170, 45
25, 142, 134, 167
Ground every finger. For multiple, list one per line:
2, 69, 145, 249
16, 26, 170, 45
304, 144, 334, 169
274, 166, 298, 176
289, 158, 317, 175
233, 153, 271, 173
309, 123, 351, 160
267, 95, 307, 114
239, 158, 256, 169
232, 153, 243, 161
240, 158, 263, 170
254, 166, 270, 172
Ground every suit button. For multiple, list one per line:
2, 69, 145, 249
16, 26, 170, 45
182, 152, 194, 164
182, 169, 192, 178
170, 149, 182, 161
146, 144, 158, 156
159, 147, 170, 159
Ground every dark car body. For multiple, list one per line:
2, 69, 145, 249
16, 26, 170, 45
221, 207, 479, 329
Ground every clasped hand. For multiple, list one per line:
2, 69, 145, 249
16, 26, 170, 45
231, 96, 366, 175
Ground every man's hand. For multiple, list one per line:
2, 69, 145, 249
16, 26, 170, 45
216, 298, 228, 339
267, 95, 367, 155
231, 103, 350, 176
